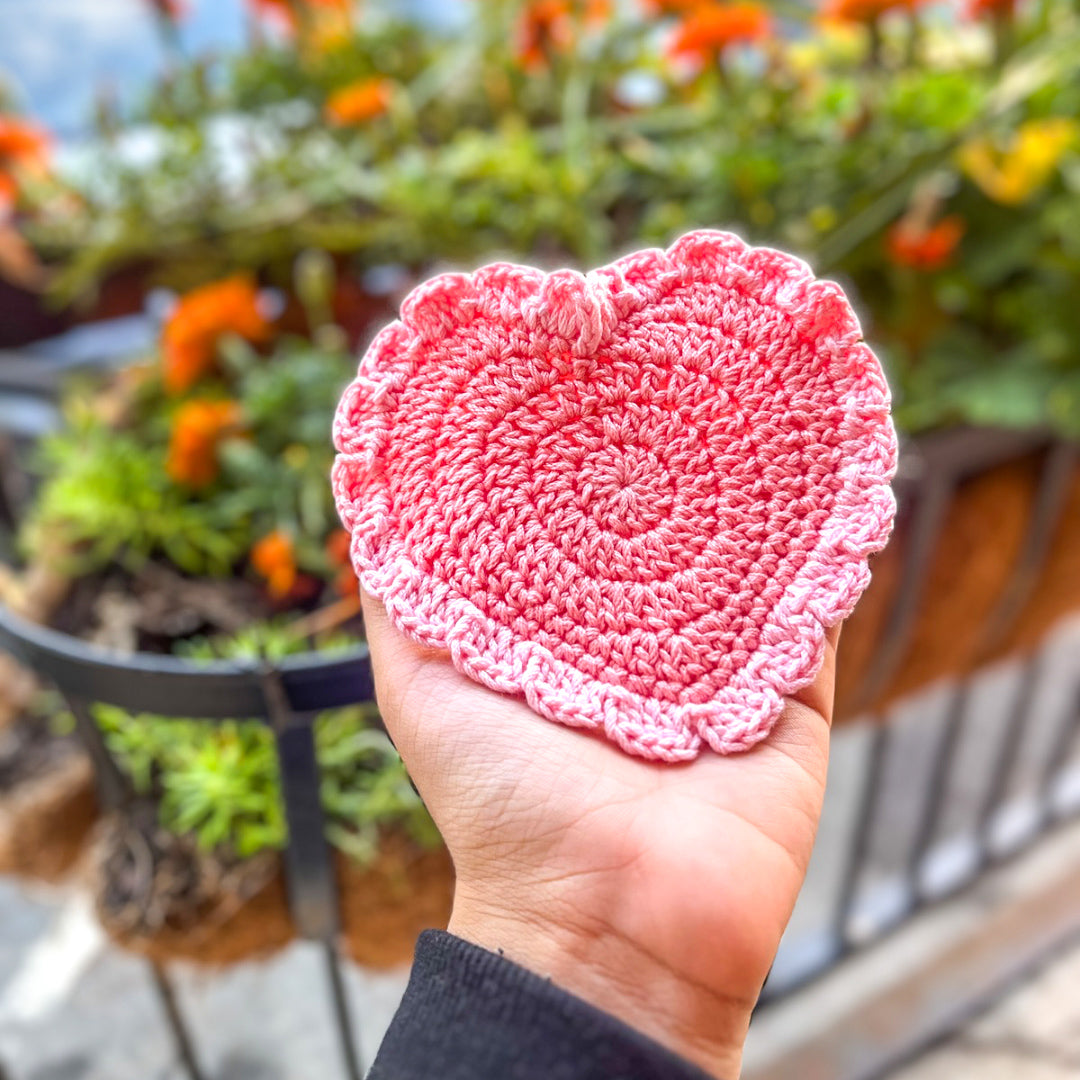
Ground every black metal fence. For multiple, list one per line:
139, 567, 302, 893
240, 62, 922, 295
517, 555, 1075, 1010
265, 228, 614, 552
761, 430, 1080, 1004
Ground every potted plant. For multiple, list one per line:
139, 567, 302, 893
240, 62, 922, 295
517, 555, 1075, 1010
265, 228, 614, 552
86, 628, 448, 967
0, 256, 450, 963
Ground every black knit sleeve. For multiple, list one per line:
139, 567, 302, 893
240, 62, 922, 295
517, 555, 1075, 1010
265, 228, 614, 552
367, 930, 719, 1080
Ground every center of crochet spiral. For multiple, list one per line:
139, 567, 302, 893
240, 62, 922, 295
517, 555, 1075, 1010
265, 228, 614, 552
576, 444, 675, 537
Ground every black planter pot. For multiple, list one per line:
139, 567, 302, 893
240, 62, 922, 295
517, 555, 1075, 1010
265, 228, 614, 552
0, 600, 376, 1080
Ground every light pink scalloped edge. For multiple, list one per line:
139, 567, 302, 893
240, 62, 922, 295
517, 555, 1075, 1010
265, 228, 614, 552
332, 230, 898, 761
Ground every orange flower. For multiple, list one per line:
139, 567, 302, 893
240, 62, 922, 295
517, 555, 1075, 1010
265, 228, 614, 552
325, 528, 359, 596
821, 0, 922, 22
162, 275, 271, 394
514, 0, 611, 71
325, 527, 351, 565
668, 3, 771, 62
0, 173, 16, 212
0, 116, 50, 168
640, 0, 704, 13
166, 400, 242, 488
251, 530, 298, 598
0, 114, 50, 211
966, 0, 1016, 16
886, 216, 964, 271
324, 78, 394, 126
246, 0, 350, 32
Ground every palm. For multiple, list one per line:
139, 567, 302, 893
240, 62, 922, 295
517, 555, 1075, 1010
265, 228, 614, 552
364, 592, 836, 1017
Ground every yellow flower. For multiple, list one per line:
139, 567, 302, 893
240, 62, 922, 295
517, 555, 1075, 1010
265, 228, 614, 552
958, 118, 1078, 206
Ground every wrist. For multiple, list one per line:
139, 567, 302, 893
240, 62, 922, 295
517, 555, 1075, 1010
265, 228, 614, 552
448, 880, 752, 1080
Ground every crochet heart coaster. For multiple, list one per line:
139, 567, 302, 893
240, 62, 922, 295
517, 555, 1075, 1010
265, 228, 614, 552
332, 231, 897, 761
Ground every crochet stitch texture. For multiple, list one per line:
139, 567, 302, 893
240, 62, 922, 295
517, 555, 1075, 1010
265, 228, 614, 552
332, 230, 897, 761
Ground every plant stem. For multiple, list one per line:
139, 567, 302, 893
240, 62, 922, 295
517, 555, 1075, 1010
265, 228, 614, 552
286, 595, 363, 643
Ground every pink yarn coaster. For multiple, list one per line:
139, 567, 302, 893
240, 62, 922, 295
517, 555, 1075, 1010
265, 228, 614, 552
332, 230, 897, 762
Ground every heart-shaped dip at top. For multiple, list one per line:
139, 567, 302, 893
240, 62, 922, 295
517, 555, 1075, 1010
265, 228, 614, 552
332, 230, 897, 761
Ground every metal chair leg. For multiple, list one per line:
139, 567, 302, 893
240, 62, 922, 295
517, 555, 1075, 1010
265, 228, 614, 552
149, 960, 208, 1080
325, 942, 364, 1080
260, 665, 364, 1079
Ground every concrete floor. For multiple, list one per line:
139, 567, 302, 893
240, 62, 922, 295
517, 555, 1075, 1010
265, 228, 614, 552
890, 937, 1080, 1080
6, 854, 1080, 1080
0, 881, 407, 1080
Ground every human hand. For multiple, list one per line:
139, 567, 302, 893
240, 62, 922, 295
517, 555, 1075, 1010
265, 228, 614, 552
363, 591, 837, 1079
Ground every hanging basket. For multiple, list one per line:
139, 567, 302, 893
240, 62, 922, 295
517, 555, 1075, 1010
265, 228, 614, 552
90, 808, 452, 969
90, 808, 296, 967
0, 603, 455, 970
339, 833, 454, 970
0, 709, 98, 882
836, 429, 1080, 721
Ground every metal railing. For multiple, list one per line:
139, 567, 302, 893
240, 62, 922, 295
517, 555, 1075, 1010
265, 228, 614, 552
0, 605, 376, 1080
761, 429, 1080, 1004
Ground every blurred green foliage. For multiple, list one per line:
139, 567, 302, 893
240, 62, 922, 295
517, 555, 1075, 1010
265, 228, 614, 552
23, 331, 352, 583
92, 622, 439, 862
20, 1, 1080, 437
24, 414, 246, 576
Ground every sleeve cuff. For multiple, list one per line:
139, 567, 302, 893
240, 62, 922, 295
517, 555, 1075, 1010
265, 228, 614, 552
367, 929, 718, 1080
